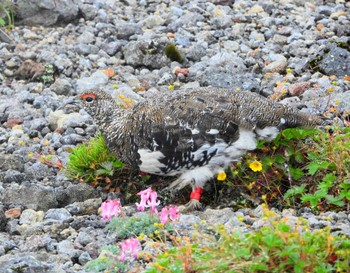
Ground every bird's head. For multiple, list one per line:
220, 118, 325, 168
78, 89, 116, 118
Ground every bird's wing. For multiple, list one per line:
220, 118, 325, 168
122, 88, 283, 173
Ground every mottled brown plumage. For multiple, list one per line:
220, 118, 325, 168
78, 87, 326, 209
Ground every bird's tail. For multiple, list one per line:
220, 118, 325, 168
281, 108, 332, 129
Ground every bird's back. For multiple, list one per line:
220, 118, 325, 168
103, 87, 323, 176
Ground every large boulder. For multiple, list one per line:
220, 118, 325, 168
14, 0, 80, 26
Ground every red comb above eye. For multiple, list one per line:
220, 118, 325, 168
81, 94, 96, 100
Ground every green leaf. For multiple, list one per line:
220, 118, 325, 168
301, 194, 319, 207
112, 161, 124, 168
289, 167, 304, 180
340, 190, 350, 200
284, 184, 307, 199
322, 173, 336, 183
294, 152, 305, 163
100, 161, 113, 171
274, 155, 285, 164
0, 18, 5, 26
277, 223, 290, 232
326, 195, 345, 207
308, 161, 328, 175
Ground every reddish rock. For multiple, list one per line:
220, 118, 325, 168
5, 207, 22, 219
173, 67, 189, 76
288, 82, 311, 97
6, 118, 24, 128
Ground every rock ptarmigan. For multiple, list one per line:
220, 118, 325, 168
77, 87, 327, 210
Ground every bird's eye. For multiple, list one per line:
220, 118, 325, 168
81, 93, 96, 103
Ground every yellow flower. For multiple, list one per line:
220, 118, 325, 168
168, 84, 174, 90
217, 171, 227, 181
249, 161, 263, 172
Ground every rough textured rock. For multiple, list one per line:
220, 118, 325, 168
14, 0, 80, 26
123, 39, 171, 69
319, 45, 350, 77
1, 182, 58, 211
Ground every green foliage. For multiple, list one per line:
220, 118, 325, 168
65, 132, 124, 185
227, 127, 350, 211
85, 245, 129, 273
41, 64, 55, 84
164, 44, 184, 63
106, 213, 170, 239
0, 0, 14, 30
145, 206, 350, 273
283, 127, 350, 210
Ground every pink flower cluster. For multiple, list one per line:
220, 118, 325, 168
119, 238, 141, 261
159, 205, 180, 225
100, 188, 181, 263
135, 187, 160, 213
136, 187, 180, 224
101, 199, 122, 220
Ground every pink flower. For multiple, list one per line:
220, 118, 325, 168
147, 191, 160, 214
160, 207, 169, 225
101, 199, 121, 220
159, 205, 180, 225
135, 187, 152, 211
168, 205, 179, 222
136, 187, 160, 213
119, 238, 141, 261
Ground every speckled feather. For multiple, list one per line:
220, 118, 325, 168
79, 87, 325, 205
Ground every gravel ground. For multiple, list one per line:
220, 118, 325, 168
0, 0, 350, 272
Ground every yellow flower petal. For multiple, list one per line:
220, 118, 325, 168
249, 161, 263, 172
217, 171, 227, 181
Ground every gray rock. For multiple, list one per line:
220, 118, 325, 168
3, 169, 26, 183
50, 78, 72, 96
15, 0, 80, 26
59, 183, 99, 207
65, 198, 102, 216
75, 229, 95, 246
75, 43, 99, 55
25, 162, 56, 180
319, 45, 350, 77
32, 94, 60, 111
61, 134, 85, 145
76, 71, 109, 92
0, 154, 25, 172
77, 31, 95, 44
263, 54, 288, 73
173, 214, 201, 230
30, 118, 48, 131
78, 251, 92, 265
22, 234, 54, 252
54, 56, 74, 73
19, 209, 45, 225
198, 71, 261, 92
0, 233, 16, 252
101, 40, 125, 56
44, 208, 72, 221
2, 182, 58, 211
0, 254, 61, 273
113, 20, 142, 40
308, 217, 329, 229
57, 240, 83, 260
123, 39, 171, 69
79, 4, 98, 20
0, 209, 6, 231
201, 208, 236, 225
